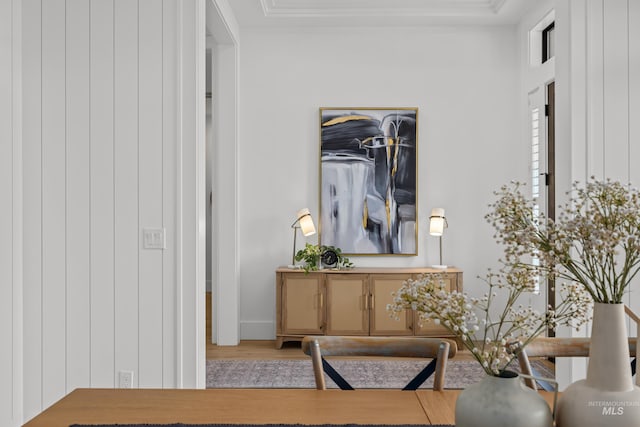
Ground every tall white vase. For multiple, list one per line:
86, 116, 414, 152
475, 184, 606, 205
556, 303, 640, 427
455, 371, 553, 427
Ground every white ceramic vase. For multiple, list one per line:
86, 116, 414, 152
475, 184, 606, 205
455, 371, 553, 427
556, 303, 640, 427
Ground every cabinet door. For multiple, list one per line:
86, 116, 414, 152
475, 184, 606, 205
369, 275, 413, 336
325, 274, 369, 335
281, 273, 324, 335
414, 273, 457, 336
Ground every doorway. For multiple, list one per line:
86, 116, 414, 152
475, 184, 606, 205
205, 43, 215, 343
527, 78, 555, 323
204, 0, 240, 349
545, 81, 555, 336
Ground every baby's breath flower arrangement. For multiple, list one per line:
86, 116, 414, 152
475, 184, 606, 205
488, 178, 640, 303
388, 267, 591, 376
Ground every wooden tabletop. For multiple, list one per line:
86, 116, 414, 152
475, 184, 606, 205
23, 389, 430, 426
415, 390, 557, 425
23, 388, 556, 426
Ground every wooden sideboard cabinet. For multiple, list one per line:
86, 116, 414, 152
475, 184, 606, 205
275, 267, 463, 348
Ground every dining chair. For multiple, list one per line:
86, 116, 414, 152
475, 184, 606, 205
301, 335, 457, 391
517, 336, 637, 390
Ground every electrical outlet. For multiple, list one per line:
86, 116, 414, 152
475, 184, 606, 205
119, 370, 134, 388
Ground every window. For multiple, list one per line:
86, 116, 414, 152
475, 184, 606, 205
531, 108, 540, 200
542, 22, 555, 63
531, 107, 541, 293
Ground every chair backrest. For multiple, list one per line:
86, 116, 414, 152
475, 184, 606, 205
517, 337, 637, 390
301, 336, 457, 391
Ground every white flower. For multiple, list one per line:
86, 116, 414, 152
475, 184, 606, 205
385, 182, 598, 376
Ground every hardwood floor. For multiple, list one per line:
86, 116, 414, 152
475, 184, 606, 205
207, 339, 311, 360
206, 292, 308, 359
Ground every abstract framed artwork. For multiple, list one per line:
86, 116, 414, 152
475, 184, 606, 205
319, 107, 418, 255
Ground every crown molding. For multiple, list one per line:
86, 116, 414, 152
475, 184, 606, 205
260, 0, 508, 18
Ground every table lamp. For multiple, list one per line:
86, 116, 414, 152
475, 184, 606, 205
290, 208, 316, 266
429, 207, 448, 269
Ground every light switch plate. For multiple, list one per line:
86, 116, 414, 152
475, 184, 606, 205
143, 228, 166, 249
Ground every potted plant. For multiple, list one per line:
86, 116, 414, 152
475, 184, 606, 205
294, 243, 353, 273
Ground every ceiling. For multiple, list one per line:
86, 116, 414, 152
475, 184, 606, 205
227, 0, 538, 28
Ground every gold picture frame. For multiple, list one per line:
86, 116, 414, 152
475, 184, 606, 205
319, 107, 418, 255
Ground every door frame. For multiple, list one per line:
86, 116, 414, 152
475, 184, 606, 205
203, 0, 240, 348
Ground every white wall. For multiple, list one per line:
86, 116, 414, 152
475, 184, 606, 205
1, 0, 23, 425
20, 0, 205, 421
550, 0, 640, 388
558, 0, 640, 322
236, 25, 524, 339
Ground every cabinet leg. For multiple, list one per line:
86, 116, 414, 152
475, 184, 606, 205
275, 337, 284, 349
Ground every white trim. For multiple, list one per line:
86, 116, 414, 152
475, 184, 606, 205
195, 0, 207, 389
175, 0, 184, 388
554, 0, 589, 390
206, 0, 240, 347
207, 0, 239, 45
240, 321, 275, 340
260, 0, 509, 18
12, 0, 24, 424
528, 9, 555, 67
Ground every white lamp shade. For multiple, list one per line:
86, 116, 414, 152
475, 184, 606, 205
297, 208, 316, 236
429, 208, 446, 236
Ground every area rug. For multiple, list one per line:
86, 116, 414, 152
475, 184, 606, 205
206, 359, 554, 389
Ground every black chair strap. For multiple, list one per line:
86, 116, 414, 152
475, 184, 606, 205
632, 358, 636, 376
321, 357, 354, 390
403, 358, 437, 390
321, 356, 438, 391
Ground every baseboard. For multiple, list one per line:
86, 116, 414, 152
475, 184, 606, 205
240, 321, 275, 340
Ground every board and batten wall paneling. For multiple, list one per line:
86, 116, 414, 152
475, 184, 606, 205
573, 0, 640, 332
162, 0, 178, 387
89, 0, 116, 389
586, 0, 604, 179
41, 0, 68, 408
138, 0, 165, 387
601, 0, 629, 183
629, 0, 640, 337
0, 0, 13, 420
21, 0, 204, 419
177, 0, 207, 387
585, 0, 633, 182
113, 0, 140, 388
1, 0, 23, 425
66, 0, 92, 393
631, 0, 640, 189
22, 0, 43, 419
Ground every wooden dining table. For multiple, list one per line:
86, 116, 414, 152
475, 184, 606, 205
23, 388, 556, 427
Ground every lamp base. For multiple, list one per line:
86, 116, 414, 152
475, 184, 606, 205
431, 264, 448, 269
